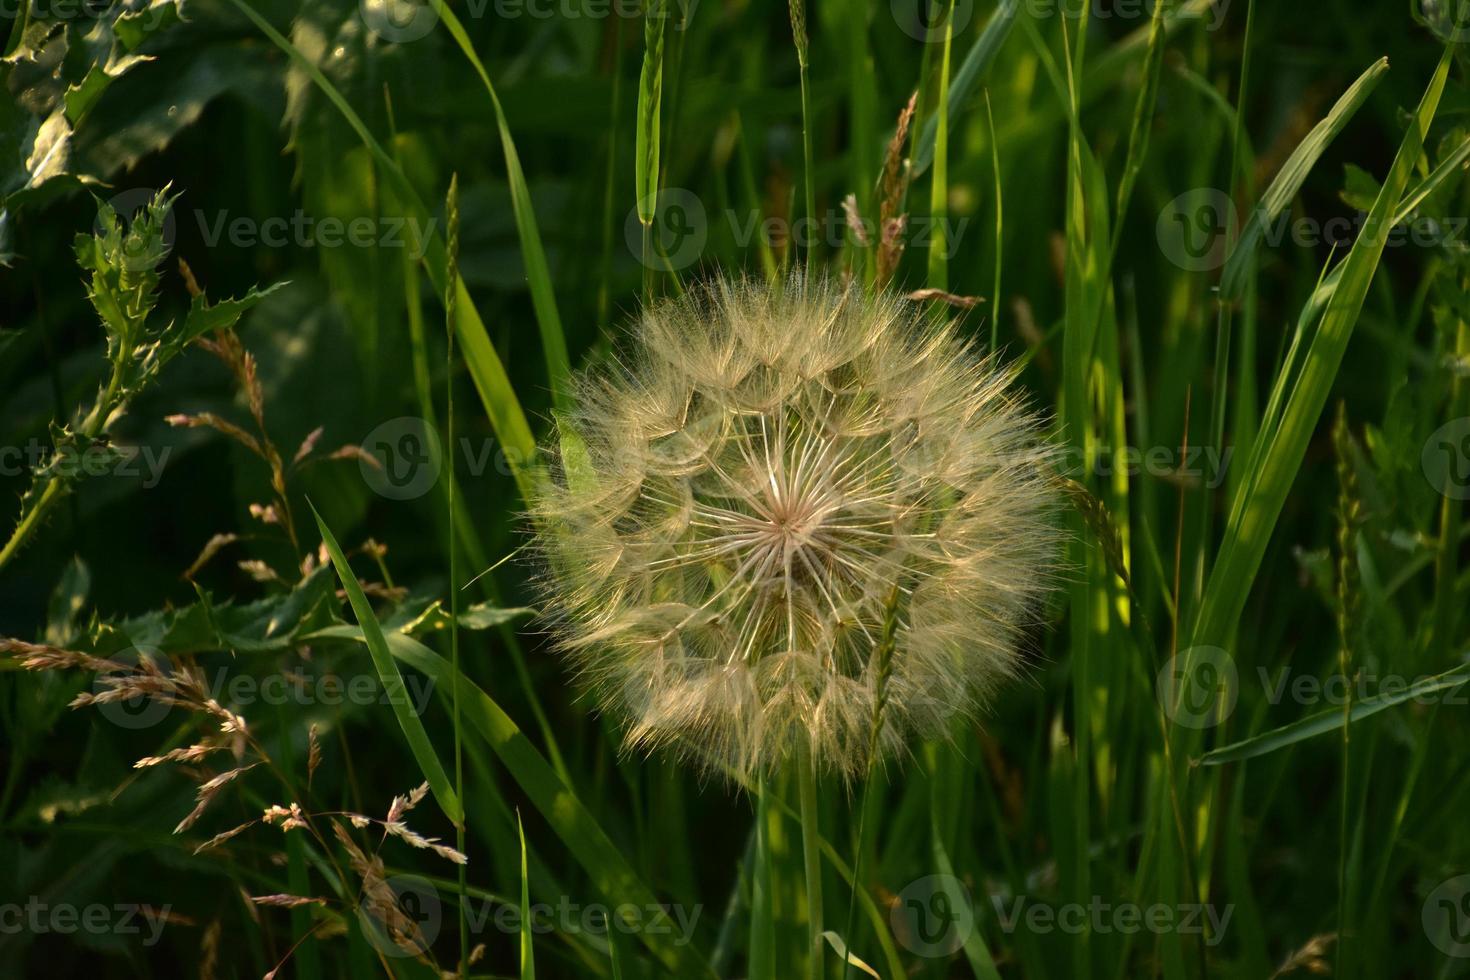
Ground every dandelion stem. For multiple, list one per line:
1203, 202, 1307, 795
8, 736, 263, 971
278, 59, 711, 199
797, 738, 823, 980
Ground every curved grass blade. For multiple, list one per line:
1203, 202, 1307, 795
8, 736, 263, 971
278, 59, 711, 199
309, 625, 717, 978
1192, 49, 1451, 651
309, 502, 463, 827
224, 0, 537, 499
1197, 661, 1470, 767
426, 0, 571, 413
913, 0, 1020, 177
1219, 58, 1389, 301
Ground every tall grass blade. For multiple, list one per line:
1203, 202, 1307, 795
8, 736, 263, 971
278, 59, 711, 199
310, 502, 464, 826
1192, 50, 1451, 650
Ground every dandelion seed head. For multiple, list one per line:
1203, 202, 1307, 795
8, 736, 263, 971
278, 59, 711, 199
531, 276, 1059, 779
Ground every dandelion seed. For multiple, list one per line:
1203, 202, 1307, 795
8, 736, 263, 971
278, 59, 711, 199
530, 276, 1059, 779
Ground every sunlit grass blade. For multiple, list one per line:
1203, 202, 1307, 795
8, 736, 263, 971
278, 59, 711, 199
1219, 58, 1389, 301
426, 0, 572, 413
224, 0, 538, 500
1192, 49, 1451, 651
1196, 661, 1470, 766
519, 810, 536, 980
310, 625, 717, 978
310, 502, 464, 827
912, 0, 1020, 177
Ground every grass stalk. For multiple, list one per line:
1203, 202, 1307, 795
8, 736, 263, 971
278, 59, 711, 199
797, 740, 823, 980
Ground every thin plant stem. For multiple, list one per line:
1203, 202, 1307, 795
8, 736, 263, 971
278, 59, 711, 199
445, 173, 470, 976
797, 739, 823, 980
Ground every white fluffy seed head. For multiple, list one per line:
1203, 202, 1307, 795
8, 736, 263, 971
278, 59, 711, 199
530, 276, 1060, 780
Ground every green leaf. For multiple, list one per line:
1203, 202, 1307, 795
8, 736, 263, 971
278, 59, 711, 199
1197, 661, 1470, 766
426, 0, 571, 413
635, 0, 667, 226
225, 0, 539, 501
309, 501, 464, 827
173, 282, 289, 349
1193, 50, 1451, 651
1219, 58, 1388, 300
912, 0, 1020, 178
519, 810, 536, 980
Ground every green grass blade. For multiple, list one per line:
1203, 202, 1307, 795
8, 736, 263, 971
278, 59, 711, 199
426, 0, 571, 413
1219, 58, 1389, 301
224, 0, 538, 500
926, 0, 953, 291
309, 502, 464, 827
519, 810, 536, 980
1192, 49, 1451, 651
311, 625, 717, 978
1197, 661, 1470, 766
913, 0, 1020, 177
636, 0, 667, 286
932, 831, 1001, 980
